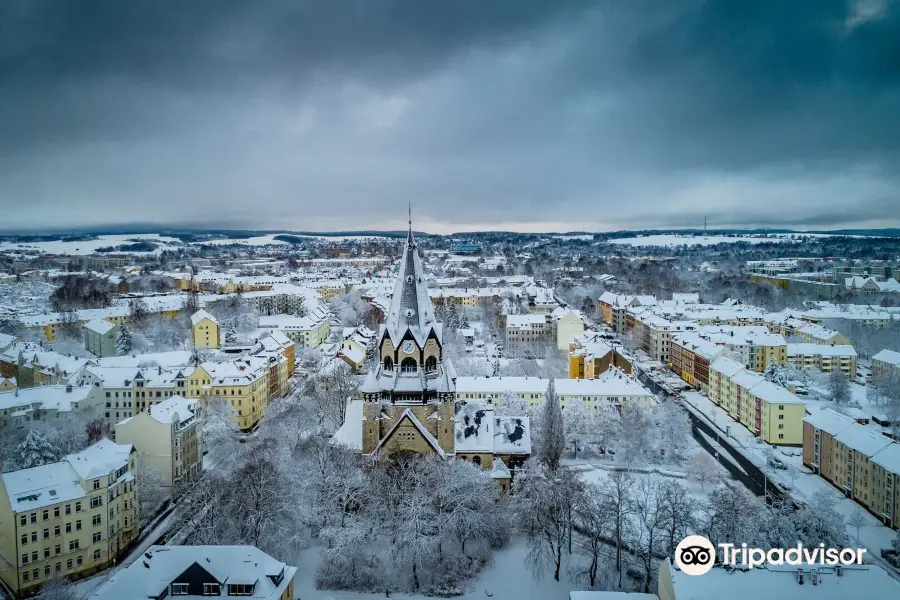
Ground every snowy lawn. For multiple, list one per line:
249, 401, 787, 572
291, 538, 589, 600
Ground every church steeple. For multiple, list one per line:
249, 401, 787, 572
384, 206, 437, 346
407, 202, 413, 246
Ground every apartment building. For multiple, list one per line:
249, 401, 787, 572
553, 309, 585, 351
77, 365, 191, 427
258, 307, 331, 348
82, 319, 118, 358
691, 326, 788, 372
787, 343, 858, 377
634, 314, 697, 363
429, 287, 504, 308
505, 314, 552, 347
568, 339, 633, 379
190, 309, 220, 349
796, 323, 851, 345
0, 439, 139, 596
803, 408, 900, 528
669, 333, 725, 391
709, 357, 806, 445
188, 358, 270, 431
598, 292, 655, 332
92, 545, 296, 600
115, 396, 202, 500
0, 384, 104, 427
871, 349, 900, 377
455, 369, 654, 412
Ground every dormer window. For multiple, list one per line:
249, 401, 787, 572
203, 583, 221, 595
171, 583, 189, 595
227, 583, 254, 596
406, 275, 413, 284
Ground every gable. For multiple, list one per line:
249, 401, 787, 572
372, 410, 446, 458
169, 562, 221, 596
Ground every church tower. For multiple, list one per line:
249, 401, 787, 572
360, 209, 457, 457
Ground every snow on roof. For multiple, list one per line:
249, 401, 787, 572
710, 356, 746, 377
454, 401, 494, 453
65, 438, 133, 480
787, 343, 857, 357
731, 369, 766, 390
2, 462, 85, 512
671, 332, 726, 360
83, 318, 116, 335
797, 323, 843, 340
455, 373, 653, 399
491, 457, 511, 479
494, 415, 531, 455
148, 395, 197, 424
872, 443, 900, 475
669, 562, 900, 600
803, 408, 856, 436
93, 350, 193, 368
747, 379, 805, 405
505, 314, 548, 327
331, 399, 364, 450
872, 348, 900, 366
835, 424, 893, 457
372, 408, 447, 458
191, 309, 218, 326
569, 593, 657, 600
91, 545, 295, 600
0, 384, 94, 412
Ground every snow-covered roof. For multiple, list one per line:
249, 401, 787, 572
872, 348, 900, 366
494, 415, 531, 455
872, 443, 900, 475
746, 379, 805, 405
191, 309, 218, 326
454, 401, 494, 453
83, 317, 116, 335
65, 438, 133, 480
148, 395, 197, 425
0, 384, 95, 412
1, 462, 85, 512
383, 225, 440, 348
787, 343, 857, 357
803, 409, 856, 436
797, 323, 843, 341
91, 545, 296, 600
456, 372, 653, 400
93, 350, 193, 368
491, 457, 511, 479
331, 399, 364, 451
671, 332, 726, 360
372, 408, 447, 458
709, 356, 746, 378
835, 424, 893, 457
668, 562, 900, 600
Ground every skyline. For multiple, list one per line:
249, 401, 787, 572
1, 0, 899, 233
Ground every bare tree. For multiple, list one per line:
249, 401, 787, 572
572, 485, 614, 587
631, 478, 664, 593
313, 361, 361, 430
828, 369, 851, 405
657, 480, 696, 558
602, 471, 634, 587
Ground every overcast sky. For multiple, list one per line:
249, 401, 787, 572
1, 0, 898, 234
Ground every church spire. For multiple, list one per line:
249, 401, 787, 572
407, 202, 413, 245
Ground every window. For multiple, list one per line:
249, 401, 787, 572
778, 434, 784, 439
65, 504, 71, 515
43, 529, 49, 539
54, 545, 60, 555
172, 583, 189, 595
92, 515, 101, 526
76, 520, 82, 531
31, 532, 37, 543
90, 497, 102, 508
68, 540, 79, 551
54, 525, 60, 536
56, 562, 61, 573
44, 565, 50, 577
22, 572, 29, 583
92, 532, 102, 543
30, 513, 37, 524
42, 510, 49, 520
66, 559, 73, 570
32, 551, 38, 562
44, 548, 50, 559
65, 523, 71, 533
228, 583, 254, 596
76, 556, 83, 567
20, 515, 26, 527
93, 480, 100, 490
93, 550, 101, 561
203, 583, 221, 595
21, 554, 28, 565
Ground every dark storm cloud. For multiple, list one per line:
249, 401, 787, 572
0, 0, 898, 232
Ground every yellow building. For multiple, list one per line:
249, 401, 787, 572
708, 357, 805, 445
190, 310, 220, 350
568, 339, 633, 379
0, 440, 139, 596
188, 359, 269, 431
796, 323, 851, 346
787, 343, 857, 377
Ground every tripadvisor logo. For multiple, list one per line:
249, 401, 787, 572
675, 535, 867, 576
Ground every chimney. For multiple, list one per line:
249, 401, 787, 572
65, 384, 72, 393
796, 569, 804, 585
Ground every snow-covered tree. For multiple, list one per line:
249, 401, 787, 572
15, 429, 59, 470
202, 397, 240, 461
655, 401, 692, 462
572, 481, 614, 587
537, 379, 565, 471
699, 484, 764, 549
847, 506, 866, 544
657, 479, 696, 558
763, 363, 791, 387
224, 323, 237, 346
828, 369, 851, 405
135, 463, 167, 524
515, 461, 575, 582
630, 477, 664, 593
790, 491, 850, 549
688, 452, 722, 490
562, 400, 594, 459
115, 325, 133, 356
619, 400, 653, 465
313, 362, 361, 431
38, 575, 77, 600
494, 389, 531, 417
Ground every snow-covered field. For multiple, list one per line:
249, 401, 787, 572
608, 234, 795, 247
0, 234, 183, 255
192, 233, 394, 246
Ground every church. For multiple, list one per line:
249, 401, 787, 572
333, 214, 531, 489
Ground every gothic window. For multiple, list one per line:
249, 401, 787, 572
401, 357, 417, 373
424, 356, 437, 373
384, 357, 393, 371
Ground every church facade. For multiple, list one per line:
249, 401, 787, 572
337, 215, 531, 486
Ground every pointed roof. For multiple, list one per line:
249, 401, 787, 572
370, 408, 448, 458
383, 212, 438, 346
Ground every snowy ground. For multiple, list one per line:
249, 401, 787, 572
291, 538, 596, 600
0, 234, 183, 255
192, 233, 393, 246
608, 234, 796, 247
